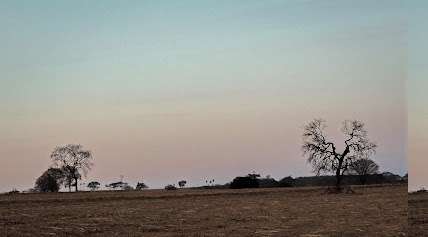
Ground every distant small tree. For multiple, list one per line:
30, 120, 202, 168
135, 182, 148, 190
106, 181, 128, 190
178, 180, 187, 188
51, 144, 93, 192
302, 119, 377, 190
35, 168, 65, 192
348, 158, 379, 185
87, 181, 101, 191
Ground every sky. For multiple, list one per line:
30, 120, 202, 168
408, 1, 428, 191
0, 0, 410, 192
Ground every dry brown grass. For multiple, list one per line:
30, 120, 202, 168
0, 184, 407, 237
409, 191, 428, 237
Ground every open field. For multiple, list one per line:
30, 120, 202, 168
409, 192, 428, 237
0, 184, 407, 237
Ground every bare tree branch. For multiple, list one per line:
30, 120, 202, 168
51, 144, 93, 192
302, 119, 377, 189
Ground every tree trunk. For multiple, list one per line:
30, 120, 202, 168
335, 158, 344, 191
360, 175, 367, 185
335, 170, 342, 190
336, 147, 350, 191
74, 177, 78, 192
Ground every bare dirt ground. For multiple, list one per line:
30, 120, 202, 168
0, 184, 407, 237
409, 192, 428, 237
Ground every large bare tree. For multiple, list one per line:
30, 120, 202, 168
302, 119, 377, 190
51, 144, 93, 192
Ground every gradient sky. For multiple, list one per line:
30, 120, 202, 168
408, 1, 427, 191
1, 0, 408, 192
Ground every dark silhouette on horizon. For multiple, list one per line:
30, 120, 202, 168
51, 144, 94, 192
302, 119, 377, 191
35, 168, 65, 192
348, 158, 379, 185
87, 181, 101, 191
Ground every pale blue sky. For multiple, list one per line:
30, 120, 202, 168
408, 0, 428, 191
0, 1, 410, 191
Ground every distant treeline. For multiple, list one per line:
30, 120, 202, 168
195, 172, 407, 190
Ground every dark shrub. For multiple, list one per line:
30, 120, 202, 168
87, 181, 100, 191
258, 178, 279, 188
35, 168, 65, 192
278, 176, 295, 187
136, 182, 148, 190
230, 176, 259, 189
178, 180, 187, 188
165, 184, 177, 190
8, 189, 20, 195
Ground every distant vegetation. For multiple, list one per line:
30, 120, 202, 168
223, 172, 405, 190
136, 182, 149, 190
347, 158, 380, 185
410, 187, 427, 194
34, 144, 93, 193
165, 184, 177, 190
230, 174, 260, 189
21, 118, 406, 195
87, 181, 100, 191
106, 181, 133, 191
35, 168, 65, 192
178, 180, 187, 188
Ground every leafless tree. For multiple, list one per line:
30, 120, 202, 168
51, 144, 93, 192
348, 158, 379, 185
302, 119, 377, 190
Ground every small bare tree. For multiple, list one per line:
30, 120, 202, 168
348, 158, 379, 185
51, 144, 93, 192
302, 119, 377, 190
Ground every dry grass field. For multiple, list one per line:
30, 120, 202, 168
409, 191, 428, 237
0, 184, 407, 237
